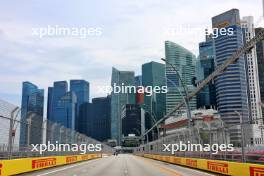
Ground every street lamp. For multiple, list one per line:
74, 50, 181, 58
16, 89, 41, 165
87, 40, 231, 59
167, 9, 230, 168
8, 107, 19, 159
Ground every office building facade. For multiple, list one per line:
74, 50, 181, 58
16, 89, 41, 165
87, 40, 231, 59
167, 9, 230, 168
53, 91, 77, 129
212, 9, 251, 145
241, 16, 263, 124
20, 82, 44, 147
165, 41, 197, 114
142, 61, 166, 121
47, 81, 68, 123
111, 67, 135, 144
256, 28, 264, 119
196, 35, 217, 109
70, 80, 89, 130
92, 96, 111, 141
79, 102, 93, 137
121, 104, 144, 137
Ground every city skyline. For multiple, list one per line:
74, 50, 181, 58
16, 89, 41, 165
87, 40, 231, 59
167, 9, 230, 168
0, 0, 262, 106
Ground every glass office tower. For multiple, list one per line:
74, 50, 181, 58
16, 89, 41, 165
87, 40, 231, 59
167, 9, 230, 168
111, 67, 135, 144
53, 91, 77, 129
142, 61, 166, 121
70, 80, 89, 130
47, 81, 68, 122
212, 9, 250, 145
165, 41, 197, 114
20, 81, 44, 147
196, 35, 217, 109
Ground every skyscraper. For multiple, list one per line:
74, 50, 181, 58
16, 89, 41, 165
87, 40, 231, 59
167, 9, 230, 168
79, 102, 93, 137
92, 96, 111, 141
78, 96, 111, 141
196, 35, 217, 109
70, 80, 89, 104
256, 27, 264, 145
47, 81, 78, 131
142, 61, 166, 122
53, 91, 77, 129
48, 81, 68, 122
256, 27, 264, 119
111, 67, 135, 144
47, 87, 53, 121
241, 16, 263, 124
212, 9, 250, 145
20, 82, 44, 147
70, 80, 89, 130
165, 41, 197, 114
121, 104, 143, 137
134, 75, 142, 87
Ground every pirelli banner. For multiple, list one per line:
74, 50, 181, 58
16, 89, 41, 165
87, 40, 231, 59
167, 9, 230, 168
143, 154, 264, 176
0, 153, 101, 176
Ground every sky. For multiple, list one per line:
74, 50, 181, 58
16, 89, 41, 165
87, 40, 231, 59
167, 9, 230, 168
0, 0, 263, 107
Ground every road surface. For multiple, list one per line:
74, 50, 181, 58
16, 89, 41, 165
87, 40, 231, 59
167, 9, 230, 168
20, 154, 215, 176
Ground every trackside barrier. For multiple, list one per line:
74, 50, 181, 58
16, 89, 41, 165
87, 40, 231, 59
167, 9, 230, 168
0, 153, 102, 176
140, 154, 264, 176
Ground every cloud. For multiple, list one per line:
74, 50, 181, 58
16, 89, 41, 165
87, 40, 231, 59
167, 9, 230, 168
0, 0, 262, 106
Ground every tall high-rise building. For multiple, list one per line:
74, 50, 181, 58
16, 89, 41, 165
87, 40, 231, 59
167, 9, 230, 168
53, 91, 77, 129
165, 41, 197, 114
196, 35, 217, 109
121, 104, 144, 137
142, 61, 166, 122
256, 27, 264, 120
20, 82, 44, 147
78, 96, 111, 141
47, 87, 53, 121
48, 81, 68, 122
70, 80, 89, 130
135, 75, 142, 87
79, 102, 93, 137
70, 80, 89, 104
92, 96, 111, 141
256, 27, 264, 145
212, 9, 251, 145
111, 67, 135, 144
241, 17, 263, 124
47, 81, 78, 130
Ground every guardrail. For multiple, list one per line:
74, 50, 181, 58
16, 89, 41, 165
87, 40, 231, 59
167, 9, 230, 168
0, 153, 102, 176
137, 153, 264, 176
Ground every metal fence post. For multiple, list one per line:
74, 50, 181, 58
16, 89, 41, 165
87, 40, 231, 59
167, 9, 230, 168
8, 107, 19, 159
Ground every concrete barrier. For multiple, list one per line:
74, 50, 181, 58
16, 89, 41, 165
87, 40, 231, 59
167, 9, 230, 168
0, 153, 101, 176
141, 154, 264, 176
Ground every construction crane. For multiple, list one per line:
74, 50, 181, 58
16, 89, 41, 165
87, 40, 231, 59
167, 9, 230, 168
143, 28, 264, 138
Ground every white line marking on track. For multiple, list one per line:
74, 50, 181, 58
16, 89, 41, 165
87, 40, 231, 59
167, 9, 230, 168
36, 159, 101, 176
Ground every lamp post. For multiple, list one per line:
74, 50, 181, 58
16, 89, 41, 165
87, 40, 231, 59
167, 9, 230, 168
26, 115, 33, 150
8, 107, 19, 159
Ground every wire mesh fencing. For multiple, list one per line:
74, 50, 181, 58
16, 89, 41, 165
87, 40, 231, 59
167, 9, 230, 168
0, 99, 113, 160
136, 123, 264, 164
